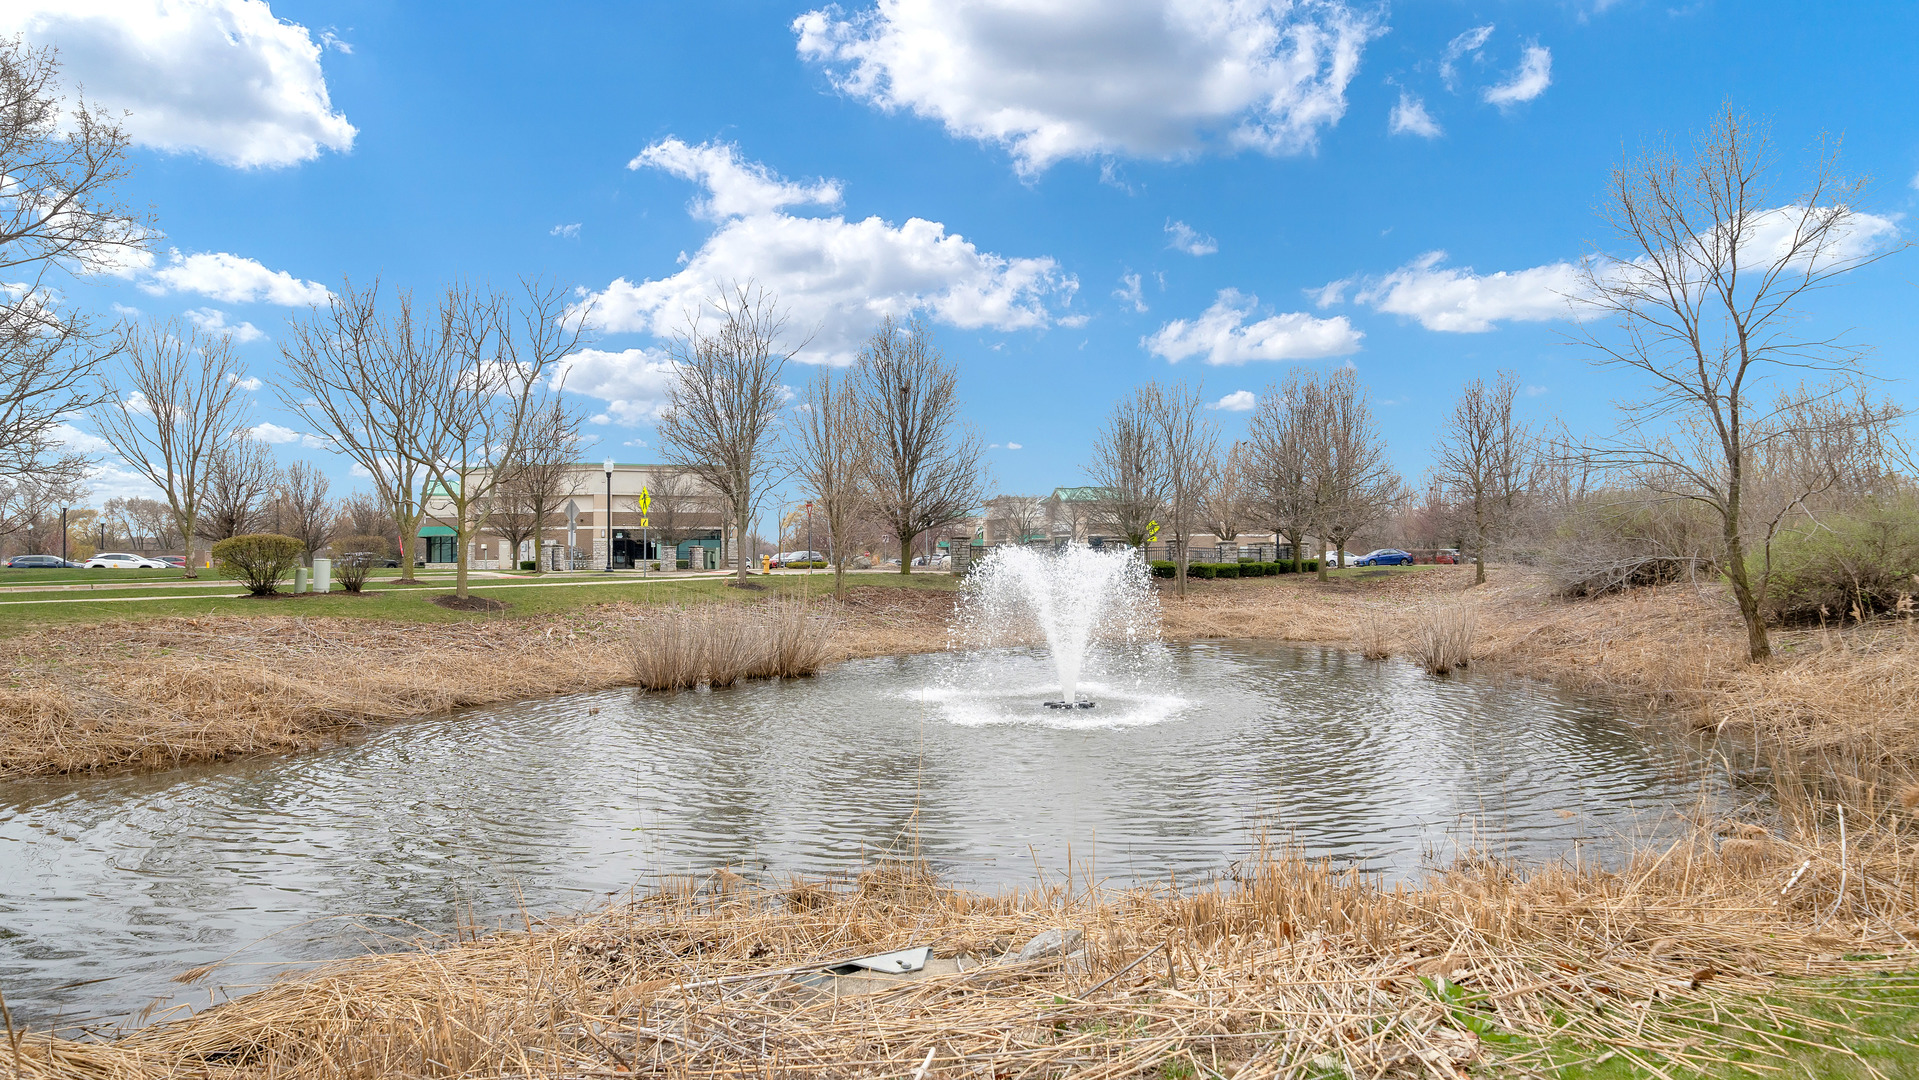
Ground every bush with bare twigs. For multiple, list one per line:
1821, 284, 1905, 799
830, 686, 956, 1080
1352, 610, 1393, 660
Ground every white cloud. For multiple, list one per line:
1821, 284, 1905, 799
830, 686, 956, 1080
1006, 442, 1022, 450
1165, 220, 1218, 256
584, 142, 1077, 365
251, 421, 303, 444
185, 307, 265, 343
348, 461, 373, 479
1144, 289, 1362, 365
1210, 390, 1257, 411
50, 422, 114, 455
318, 29, 351, 54
1389, 91, 1441, 138
110, 302, 142, 318
1524, 384, 1549, 397
1484, 44, 1552, 107
554, 347, 679, 426
794, 0, 1382, 174
631, 138, 841, 221
1344, 251, 1579, 332
0, 0, 356, 168
143, 250, 331, 306
1439, 24, 1494, 90
249, 421, 326, 449
225, 372, 264, 391
551, 223, 582, 239
1910, 168, 1919, 191
1114, 272, 1147, 312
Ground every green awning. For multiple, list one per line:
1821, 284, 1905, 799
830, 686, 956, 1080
417, 525, 457, 537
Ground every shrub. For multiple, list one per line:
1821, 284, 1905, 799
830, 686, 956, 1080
519, 560, 537, 570
677, 559, 690, 570
1765, 497, 1919, 623
331, 534, 388, 593
1544, 497, 1717, 597
1149, 560, 1176, 578
1301, 559, 1319, 573
1257, 562, 1281, 576
1214, 564, 1241, 579
1189, 563, 1216, 579
213, 533, 306, 596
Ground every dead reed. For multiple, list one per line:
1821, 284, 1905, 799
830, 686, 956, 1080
630, 599, 838, 691
8, 830, 1914, 1079
1413, 600, 1476, 675
1351, 610, 1394, 660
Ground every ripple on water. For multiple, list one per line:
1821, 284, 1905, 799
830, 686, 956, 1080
0, 640, 1716, 1027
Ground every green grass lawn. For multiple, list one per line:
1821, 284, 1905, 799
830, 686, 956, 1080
1520, 973, 1919, 1078
0, 569, 956, 635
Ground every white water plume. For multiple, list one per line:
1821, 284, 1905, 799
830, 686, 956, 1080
953, 544, 1160, 705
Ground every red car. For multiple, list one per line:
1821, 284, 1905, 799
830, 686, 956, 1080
156, 555, 187, 568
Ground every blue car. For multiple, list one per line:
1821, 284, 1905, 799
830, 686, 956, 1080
1354, 548, 1413, 566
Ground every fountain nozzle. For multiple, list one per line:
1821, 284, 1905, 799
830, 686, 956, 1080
1043, 699, 1096, 710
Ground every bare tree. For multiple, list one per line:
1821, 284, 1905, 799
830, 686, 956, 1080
1201, 441, 1256, 558
988, 495, 1046, 546
415, 279, 585, 599
647, 469, 708, 567
94, 321, 250, 577
0, 470, 82, 547
281, 280, 456, 583
1433, 371, 1530, 584
851, 317, 985, 574
333, 492, 397, 549
197, 430, 280, 542
1247, 369, 1326, 572
658, 283, 795, 586
793, 367, 865, 598
1, 39, 148, 491
1151, 382, 1219, 597
1575, 105, 1905, 661
486, 395, 584, 572
271, 460, 334, 563
1088, 386, 1166, 548
1306, 368, 1398, 577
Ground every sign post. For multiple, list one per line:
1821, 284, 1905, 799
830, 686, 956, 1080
636, 485, 652, 571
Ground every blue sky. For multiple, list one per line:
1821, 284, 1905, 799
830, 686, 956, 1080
14, 0, 1919, 508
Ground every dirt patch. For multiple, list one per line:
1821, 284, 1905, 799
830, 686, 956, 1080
430, 594, 510, 612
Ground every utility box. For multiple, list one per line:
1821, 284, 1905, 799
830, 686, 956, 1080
312, 557, 332, 593
294, 566, 309, 594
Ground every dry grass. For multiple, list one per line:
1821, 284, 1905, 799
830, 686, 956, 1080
1412, 600, 1477, 675
0, 589, 925, 782
631, 600, 838, 690
6, 828, 1914, 1079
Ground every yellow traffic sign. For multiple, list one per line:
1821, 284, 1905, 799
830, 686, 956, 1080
1146, 520, 1160, 542
636, 486, 652, 515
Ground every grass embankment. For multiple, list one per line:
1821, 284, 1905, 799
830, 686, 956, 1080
0, 574, 955, 780
6, 566, 1919, 1077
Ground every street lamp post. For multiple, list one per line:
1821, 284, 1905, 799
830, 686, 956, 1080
604, 458, 614, 573
60, 506, 68, 563
805, 501, 813, 576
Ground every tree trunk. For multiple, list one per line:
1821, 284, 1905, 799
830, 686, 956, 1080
1315, 534, 1328, 582
1174, 537, 1187, 599
898, 531, 913, 574
181, 512, 199, 579
1473, 498, 1487, 586
735, 506, 752, 585
531, 529, 543, 575
1721, 523, 1772, 662
455, 523, 470, 599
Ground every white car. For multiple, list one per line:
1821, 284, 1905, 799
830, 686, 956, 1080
84, 552, 170, 569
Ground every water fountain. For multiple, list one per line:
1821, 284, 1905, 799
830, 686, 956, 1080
954, 544, 1160, 709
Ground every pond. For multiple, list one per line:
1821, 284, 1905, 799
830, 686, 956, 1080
0, 640, 1711, 1027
